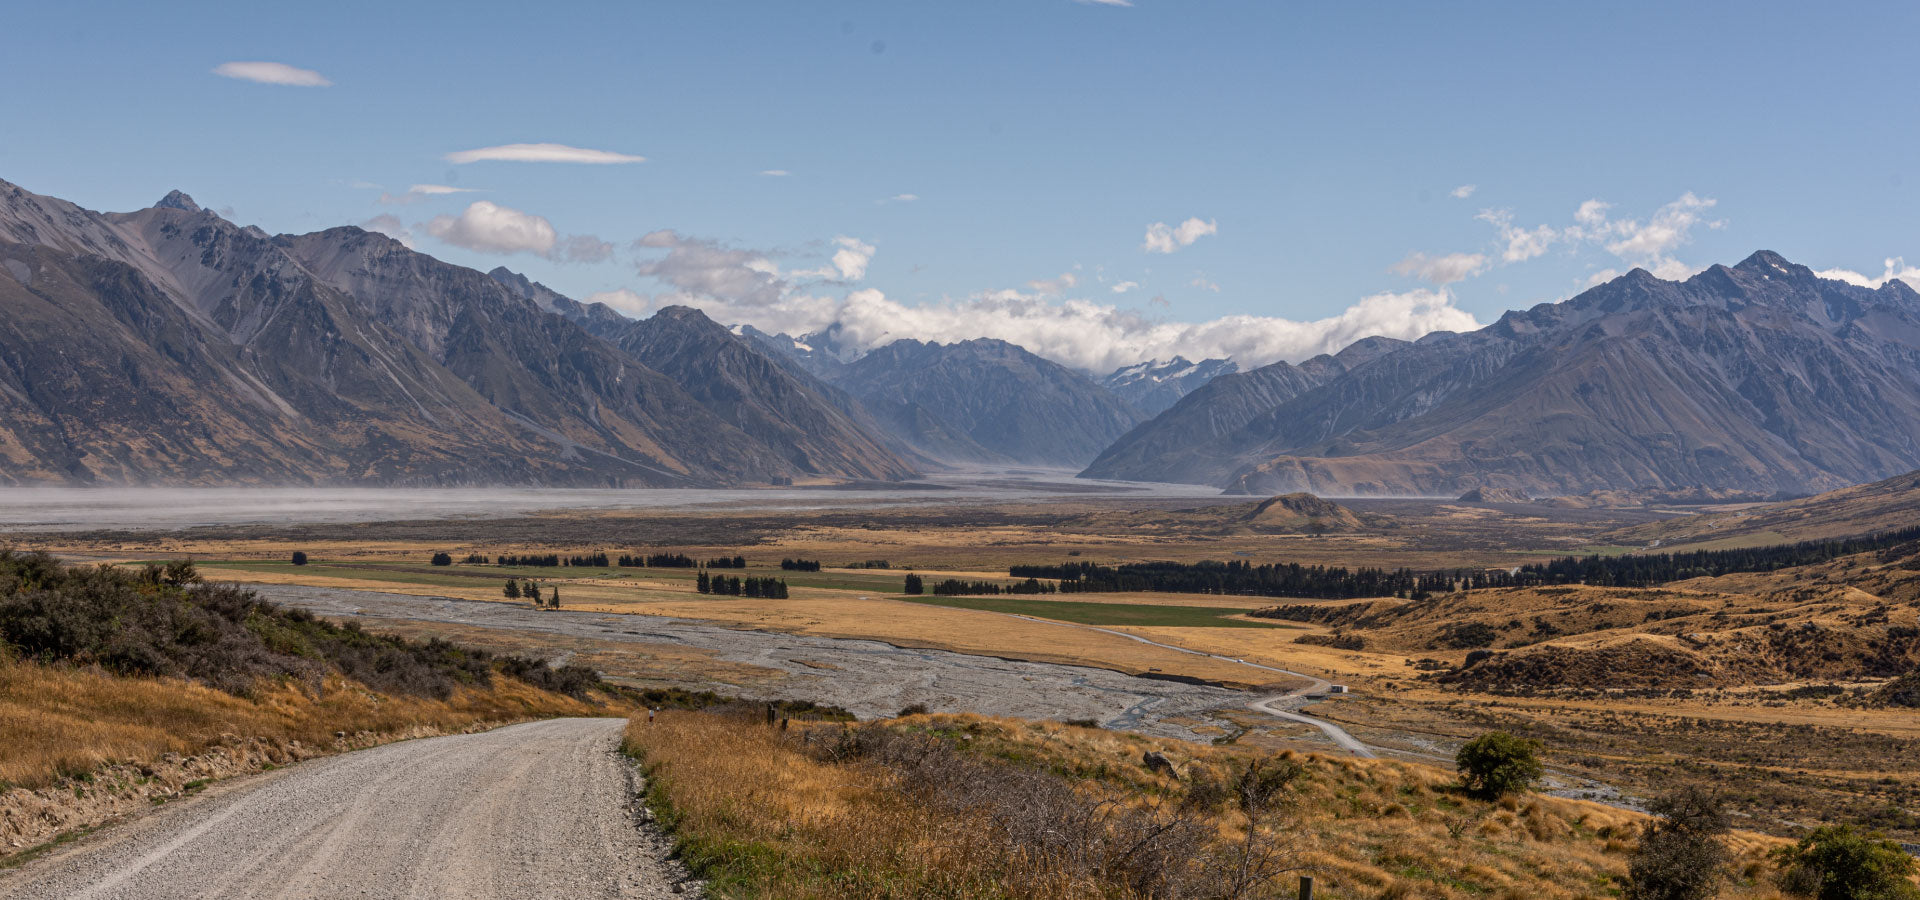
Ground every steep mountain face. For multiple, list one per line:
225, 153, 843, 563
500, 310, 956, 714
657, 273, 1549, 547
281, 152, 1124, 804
547, 300, 917, 481
0, 178, 901, 486
830, 339, 1144, 467
1099, 357, 1238, 417
1085, 252, 1920, 497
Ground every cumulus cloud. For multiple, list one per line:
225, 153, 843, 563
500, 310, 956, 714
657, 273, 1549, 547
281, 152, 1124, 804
212, 61, 331, 87
360, 214, 414, 248
423, 201, 609, 262
1143, 217, 1217, 254
789, 236, 876, 281
1600, 192, 1717, 274
1027, 272, 1079, 295
633, 232, 786, 306
1111, 281, 1140, 294
379, 184, 479, 205
1390, 251, 1489, 285
1476, 209, 1558, 263
1815, 257, 1920, 291
444, 143, 646, 164
1450, 184, 1477, 199
585, 289, 652, 316
1477, 193, 1721, 278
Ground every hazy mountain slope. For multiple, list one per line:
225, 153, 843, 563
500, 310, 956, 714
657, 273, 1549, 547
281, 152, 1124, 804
569, 304, 917, 481
1098, 357, 1238, 417
1081, 337, 1402, 485
1606, 467, 1920, 548
833, 338, 1144, 467
0, 177, 853, 485
1086, 252, 1920, 497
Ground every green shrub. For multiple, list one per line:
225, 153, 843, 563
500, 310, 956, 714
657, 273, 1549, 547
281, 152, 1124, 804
1454, 731, 1544, 799
1775, 825, 1920, 900
1626, 785, 1730, 900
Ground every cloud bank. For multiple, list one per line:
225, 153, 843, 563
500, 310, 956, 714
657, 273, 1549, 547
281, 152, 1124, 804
424, 201, 609, 261
445, 143, 646, 165
1816, 257, 1920, 291
212, 61, 331, 87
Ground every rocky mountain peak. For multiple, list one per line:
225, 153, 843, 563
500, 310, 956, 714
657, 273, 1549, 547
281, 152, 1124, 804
154, 190, 201, 213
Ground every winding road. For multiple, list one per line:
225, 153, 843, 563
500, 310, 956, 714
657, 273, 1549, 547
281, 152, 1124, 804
0, 719, 691, 900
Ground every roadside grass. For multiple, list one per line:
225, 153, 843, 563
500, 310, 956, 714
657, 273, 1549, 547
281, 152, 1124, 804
901, 594, 1294, 629
625, 710, 1794, 900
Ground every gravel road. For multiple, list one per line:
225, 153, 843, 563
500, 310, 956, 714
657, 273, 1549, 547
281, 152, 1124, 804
0, 719, 693, 900
251, 584, 1260, 743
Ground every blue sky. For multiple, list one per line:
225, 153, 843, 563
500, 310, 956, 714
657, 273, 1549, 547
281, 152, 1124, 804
3, 0, 1916, 371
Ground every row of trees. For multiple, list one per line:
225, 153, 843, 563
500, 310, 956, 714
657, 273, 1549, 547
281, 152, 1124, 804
502, 579, 560, 608
1008, 524, 1920, 600
697, 572, 789, 598
781, 558, 822, 572
619, 553, 698, 568
929, 577, 1054, 596
704, 556, 748, 569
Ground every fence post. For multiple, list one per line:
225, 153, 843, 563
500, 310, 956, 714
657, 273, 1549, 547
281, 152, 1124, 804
1299, 874, 1314, 900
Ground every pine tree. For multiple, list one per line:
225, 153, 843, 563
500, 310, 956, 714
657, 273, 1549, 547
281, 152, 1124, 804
525, 582, 541, 605
697, 570, 710, 594
504, 580, 521, 599
904, 573, 924, 595
549, 587, 560, 609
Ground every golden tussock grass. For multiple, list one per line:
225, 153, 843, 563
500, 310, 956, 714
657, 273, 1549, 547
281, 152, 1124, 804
0, 652, 605, 790
626, 711, 1795, 900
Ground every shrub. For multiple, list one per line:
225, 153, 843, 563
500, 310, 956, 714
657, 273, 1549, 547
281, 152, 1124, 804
1626, 785, 1730, 900
429, 552, 453, 567
290, 551, 308, 566
1775, 825, 1920, 900
1455, 731, 1543, 799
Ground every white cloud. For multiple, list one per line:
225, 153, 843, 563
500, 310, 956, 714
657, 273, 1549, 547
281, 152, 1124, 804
360, 214, 414, 249
1815, 257, 1920, 291
423, 201, 611, 262
622, 228, 1481, 372
426, 202, 557, 256
1390, 251, 1489, 285
1574, 199, 1611, 227
585, 289, 651, 317
1585, 268, 1621, 287
1450, 184, 1477, 199
760, 169, 791, 177
1111, 281, 1140, 294
828, 236, 875, 280
1143, 217, 1218, 254
1601, 192, 1716, 270
379, 184, 479, 205
1075, 0, 1134, 6
444, 143, 646, 165
1189, 276, 1220, 292
880, 193, 919, 204
1475, 209, 1559, 263
212, 61, 331, 87
1027, 272, 1079, 295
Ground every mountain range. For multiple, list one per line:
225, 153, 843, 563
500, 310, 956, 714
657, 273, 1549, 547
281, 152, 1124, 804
1083, 251, 1920, 497
7, 178, 1919, 499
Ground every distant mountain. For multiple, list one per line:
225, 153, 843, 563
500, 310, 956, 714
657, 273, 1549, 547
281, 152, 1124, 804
1099, 357, 1237, 417
536, 296, 917, 482
1084, 252, 1920, 497
744, 329, 1145, 467
0, 177, 908, 486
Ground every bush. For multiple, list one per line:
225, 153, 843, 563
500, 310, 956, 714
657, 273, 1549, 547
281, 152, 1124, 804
1775, 825, 1920, 900
290, 551, 308, 566
1455, 731, 1544, 799
1626, 786, 1730, 900
429, 552, 453, 567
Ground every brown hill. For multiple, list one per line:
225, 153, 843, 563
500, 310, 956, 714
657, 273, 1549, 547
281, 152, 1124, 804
1244, 493, 1362, 532
1608, 468, 1920, 549
1456, 486, 1532, 504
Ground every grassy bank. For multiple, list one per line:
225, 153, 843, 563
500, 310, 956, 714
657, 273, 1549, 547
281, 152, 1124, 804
623, 710, 1800, 900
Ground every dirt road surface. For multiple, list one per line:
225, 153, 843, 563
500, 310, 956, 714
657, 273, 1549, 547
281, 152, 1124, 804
0, 719, 693, 900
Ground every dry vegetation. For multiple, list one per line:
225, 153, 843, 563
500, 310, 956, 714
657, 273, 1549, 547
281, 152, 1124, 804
624, 710, 1802, 900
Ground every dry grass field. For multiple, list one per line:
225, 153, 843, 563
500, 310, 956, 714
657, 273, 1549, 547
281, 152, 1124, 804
625, 709, 1799, 900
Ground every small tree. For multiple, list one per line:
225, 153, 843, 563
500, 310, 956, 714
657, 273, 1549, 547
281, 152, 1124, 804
430, 551, 453, 567
548, 587, 560, 609
1627, 786, 1730, 900
290, 551, 309, 566
696, 570, 710, 594
1775, 825, 1920, 900
504, 580, 521, 600
524, 582, 541, 606
1455, 731, 1543, 799
904, 573, 924, 595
